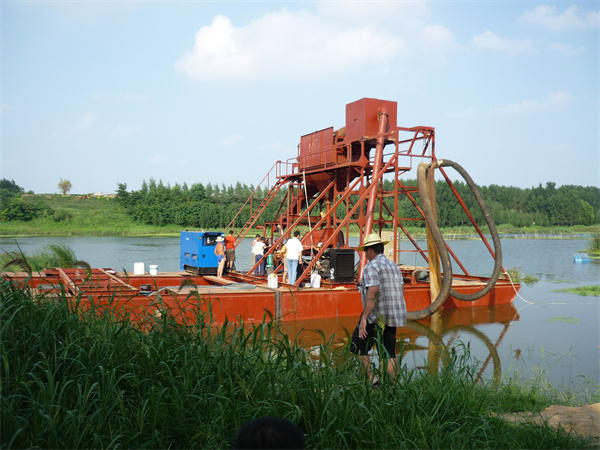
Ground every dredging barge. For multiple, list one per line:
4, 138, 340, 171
4, 98, 519, 326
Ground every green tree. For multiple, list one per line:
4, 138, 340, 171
580, 200, 595, 226
0, 179, 24, 193
58, 179, 72, 195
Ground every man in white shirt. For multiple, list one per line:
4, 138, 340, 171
251, 234, 260, 271
285, 231, 304, 285
254, 237, 267, 275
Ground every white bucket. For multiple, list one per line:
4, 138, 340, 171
267, 273, 278, 289
134, 262, 145, 275
149, 264, 158, 276
310, 273, 321, 288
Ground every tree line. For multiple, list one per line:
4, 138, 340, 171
114, 178, 599, 229
1, 178, 598, 229
115, 180, 286, 229
385, 180, 599, 228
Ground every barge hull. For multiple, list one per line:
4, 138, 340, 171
5, 269, 518, 327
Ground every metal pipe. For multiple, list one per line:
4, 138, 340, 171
363, 108, 389, 235
358, 108, 389, 277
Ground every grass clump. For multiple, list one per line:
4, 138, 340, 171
1, 277, 596, 449
1, 243, 89, 273
554, 285, 600, 297
505, 266, 539, 287
587, 231, 600, 253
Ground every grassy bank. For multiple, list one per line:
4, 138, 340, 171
1, 194, 598, 238
1, 278, 597, 449
0, 195, 183, 236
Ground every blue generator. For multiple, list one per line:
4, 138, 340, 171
180, 231, 224, 275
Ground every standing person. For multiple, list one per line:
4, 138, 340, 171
251, 234, 260, 270
351, 233, 406, 382
254, 237, 267, 276
214, 236, 226, 278
224, 230, 236, 273
285, 231, 304, 285
279, 242, 289, 283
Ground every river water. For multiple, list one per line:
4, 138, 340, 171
1, 235, 598, 393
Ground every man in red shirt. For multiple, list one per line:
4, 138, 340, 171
224, 230, 237, 273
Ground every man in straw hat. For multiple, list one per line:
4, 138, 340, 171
351, 232, 406, 382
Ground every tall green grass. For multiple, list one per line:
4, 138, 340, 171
587, 231, 600, 253
1, 277, 596, 449
1, 243, 89, 273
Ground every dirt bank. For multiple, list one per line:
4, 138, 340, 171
498, 403, 599, 443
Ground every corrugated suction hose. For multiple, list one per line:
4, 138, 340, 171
414, 159, 503, 309
406, 163, 454, 320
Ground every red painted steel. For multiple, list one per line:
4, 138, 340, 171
2, 98, 520, 327
4, 267, 518, 327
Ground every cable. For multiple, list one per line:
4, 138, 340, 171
501, 270, 534, 305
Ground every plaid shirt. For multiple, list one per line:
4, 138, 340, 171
361, 253, 406, 327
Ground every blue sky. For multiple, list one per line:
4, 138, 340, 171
2, 1, 598, 194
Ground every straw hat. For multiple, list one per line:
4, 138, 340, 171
217, 236, 224, 242
357, 233, 388, 251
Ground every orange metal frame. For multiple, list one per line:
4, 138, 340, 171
228, 98, 496, 285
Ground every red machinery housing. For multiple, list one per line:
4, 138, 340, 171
229, 98, 443, 283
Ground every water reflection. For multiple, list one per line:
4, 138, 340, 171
280, 303, 520, 383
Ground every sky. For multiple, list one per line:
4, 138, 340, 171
1, 1, 598, 195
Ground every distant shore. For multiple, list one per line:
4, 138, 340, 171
1, 226, 598, 240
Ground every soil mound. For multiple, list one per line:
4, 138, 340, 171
499, 403, 599, 442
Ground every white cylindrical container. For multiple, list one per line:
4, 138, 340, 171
310, 273, 321, 288
149, 264, 158, 276
134, 262, 145, 275
268, 273, 278, 289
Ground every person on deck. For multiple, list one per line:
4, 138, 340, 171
224, 230, 236, 273
350, 233, 406, 384
278, 242, 289, 283
285, 231, 304, 285
251, 234, 261, 270
254, 237, 267, 276
214, 236, 226, 279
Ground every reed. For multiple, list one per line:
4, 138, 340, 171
587, 231, 600, 253
1, 277, 596, 449
0, 243, 89, 273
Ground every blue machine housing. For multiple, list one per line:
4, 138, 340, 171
180, 231, 224, 275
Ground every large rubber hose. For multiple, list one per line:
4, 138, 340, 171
406, 163, 454, 321
419, 159, 503, 302
437, 159, 503, 301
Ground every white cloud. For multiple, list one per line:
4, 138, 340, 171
44, 0, 138, 22
489, 91, 571, 116
218, 135, 242, 146
519, 5, 599, 31
470, 30, 536, 55
73, 113, 97, 130
315, 1, 432, 26
551, 143, 576, 154
109, 125, 142, 138
546, 42, 585, 55
447, 106, 479, 119
175, 7, 425, 82
149, 155, 168, 165
117, 94, 148, 102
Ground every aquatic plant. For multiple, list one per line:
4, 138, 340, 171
587, 231, 600, 253
1, 277, 596, 449
554, 286, 600, 297
1, 243, 90, 273
505, 266, 539, 287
